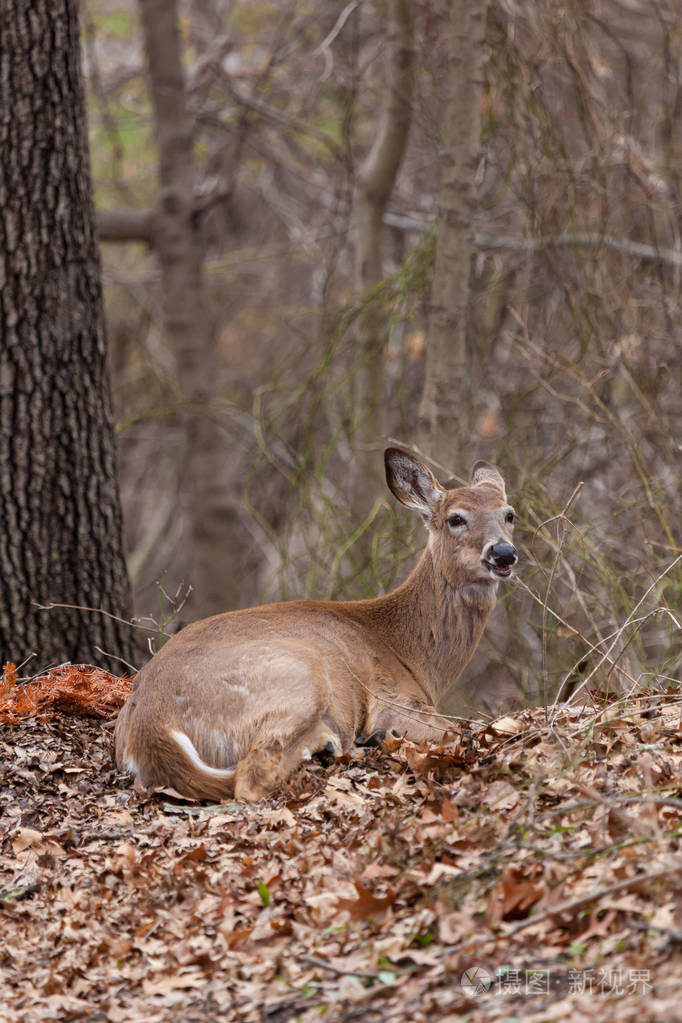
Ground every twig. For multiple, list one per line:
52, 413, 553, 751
627, 919, 682, 947
434, 864, 677, 960
343, 661, 472, 728
537, 794, 682, 820
0, 883, 41, 904
94, 647, 138, 673
15, 652, 38, 673
604, 607, 680, 684
550, 554, 682, 722
313, 2, 359, 55
501, 866, 676, 939
570, 779, 658, 840
324, 499, 385, 600
32, 601, 159, 635
299, 953, 381, 981
226, 84, 341, 155
512, 323, 677, 550
162, 802, 243, 817
536, 482, 584, 714
513, 578, 639, 688
473, 231, 682, 269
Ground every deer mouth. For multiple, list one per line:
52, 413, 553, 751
483, 561, 514, 580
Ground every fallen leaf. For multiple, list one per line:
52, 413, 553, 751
336, 882, 396, 921
490, 715, 522, 735
12, 828, 43, 853
142, 972, 207, 995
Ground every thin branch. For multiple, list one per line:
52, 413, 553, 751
537, 482, 584, 713
97, 208, 155, 245
550, 554, 682, 722
501, 866, 676, 940
343, 660, 472, 727
299, 953, 381, 981
32, 601, 158, 635
513, 578, 639, 688
224, 84, 342, 156
95, 199, 682, 276
312, 2, 360, 81
537, 795, 682, 819
436, 864, 679, 958
94, 646, 138, 674
473, 231, 682, 268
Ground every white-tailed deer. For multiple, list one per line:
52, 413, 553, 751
115, 448, 517, 801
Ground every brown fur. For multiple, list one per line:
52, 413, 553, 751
115, 449, 517, 800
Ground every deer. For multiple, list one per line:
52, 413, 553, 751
115, 447, 517, 801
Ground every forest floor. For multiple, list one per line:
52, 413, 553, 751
1, 671, 681, 1022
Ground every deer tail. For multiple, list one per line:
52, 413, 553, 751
115, 709, 237, 801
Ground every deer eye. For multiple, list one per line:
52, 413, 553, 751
447, 514, 466, 528
505, 511, 515, 524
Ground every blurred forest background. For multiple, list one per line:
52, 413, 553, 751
86, 0, 679, 714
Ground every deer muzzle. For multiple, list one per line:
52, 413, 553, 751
483, 542, 518, 579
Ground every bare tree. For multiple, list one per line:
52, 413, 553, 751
351, 0, 415, 517
137, 0, 243, 620
418, 0, 489, 468
86, 0, 680, 708
0, 0, 134, 669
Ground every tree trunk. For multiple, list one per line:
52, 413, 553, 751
418, 0, 488, 470
138, 0, 241, 621
351, 0, 414, 550
0, 0, 134, 669
353, 0, 414, 297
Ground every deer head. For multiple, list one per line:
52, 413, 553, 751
384, 447, 517, 590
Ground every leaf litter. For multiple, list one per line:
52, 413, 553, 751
0, 664, 681, 1021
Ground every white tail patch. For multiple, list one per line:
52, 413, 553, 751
170, 729, 236, 778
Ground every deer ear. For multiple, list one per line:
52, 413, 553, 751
385, 448, 445, 521
470, 460, 506, 499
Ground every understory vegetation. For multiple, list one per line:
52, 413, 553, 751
90, 0, 680, 710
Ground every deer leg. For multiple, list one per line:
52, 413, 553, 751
374, 703, 449, 743
314, 739, 343, 767
231, 740, 279, 801
357, 728, 387, 748
234, 720, 343, 801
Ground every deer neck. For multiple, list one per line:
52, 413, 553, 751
354, 549, 498, 706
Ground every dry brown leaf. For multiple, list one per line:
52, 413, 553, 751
12, 827, 43, 853
1, 691, 680, 1023
441, 796, 459, 822
335, 881, 396, 921
142, 972, 207, 995
487, 865, 545, 926
490, 714, 523, 735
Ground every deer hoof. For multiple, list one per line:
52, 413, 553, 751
359, 728, 387, 748
314, 740, 339, 767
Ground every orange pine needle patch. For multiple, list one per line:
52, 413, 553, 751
0, 663, 133, 723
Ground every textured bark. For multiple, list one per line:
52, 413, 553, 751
351, 0, 414, 522
0, 0, 134, 668
418, 0, 489, 469
138, 0, 240, 620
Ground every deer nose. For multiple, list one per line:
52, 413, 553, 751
488, 543, 517, 567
